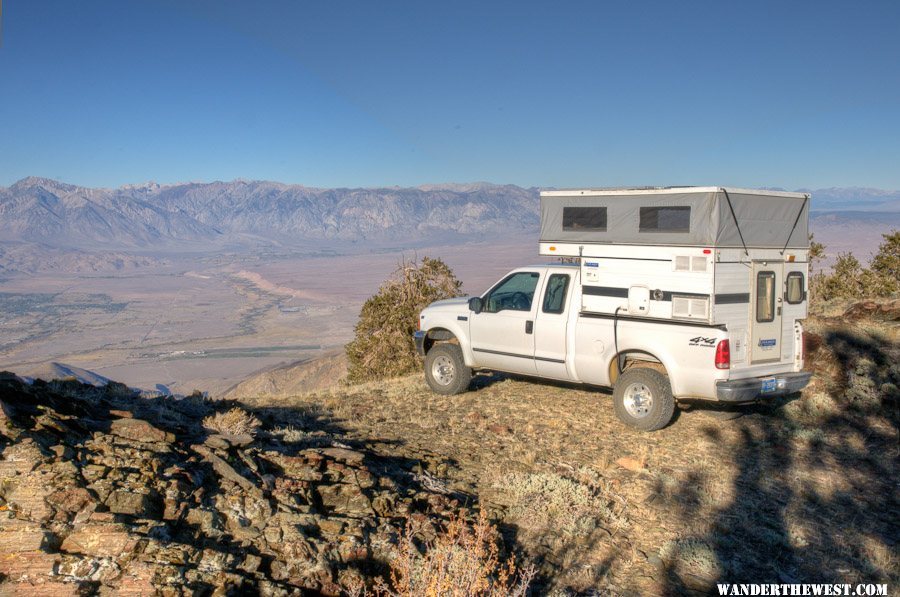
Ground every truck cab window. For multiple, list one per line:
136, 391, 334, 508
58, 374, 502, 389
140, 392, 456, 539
542, 274, 570, 314
484, 272, 540, 312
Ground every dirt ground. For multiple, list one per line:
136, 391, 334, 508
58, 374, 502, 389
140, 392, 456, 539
240, 314, 899, 595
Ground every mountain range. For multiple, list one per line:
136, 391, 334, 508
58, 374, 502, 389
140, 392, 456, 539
1, 177, 897, 250
0, 177, 539, 249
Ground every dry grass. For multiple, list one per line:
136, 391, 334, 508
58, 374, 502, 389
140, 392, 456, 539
367, 510, 534, 597
202, 406, 261, 437
493, 469, 628, 538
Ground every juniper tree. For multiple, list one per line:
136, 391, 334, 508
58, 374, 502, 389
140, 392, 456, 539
346, 257, 462, 383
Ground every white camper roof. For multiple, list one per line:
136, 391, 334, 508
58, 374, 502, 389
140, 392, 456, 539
540, 187, 810, 249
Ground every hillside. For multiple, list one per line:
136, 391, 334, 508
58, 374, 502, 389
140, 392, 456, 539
2, 303, 896, 594
222, 352, 349, 400
235, 304, 899, 593
0, 374, 470, 595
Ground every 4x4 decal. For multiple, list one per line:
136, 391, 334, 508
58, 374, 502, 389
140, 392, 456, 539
689, 336, 717, 347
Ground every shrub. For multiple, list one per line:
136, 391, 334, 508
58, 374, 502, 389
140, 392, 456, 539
813, 252, 864, 301
810, 230, 898, 303
373, 510, 534, 597
864, 231, 899, 296
202, 407, 261, 437
808, 233, 826, 268
493, 470, 628, 537
345, 256, 462, 383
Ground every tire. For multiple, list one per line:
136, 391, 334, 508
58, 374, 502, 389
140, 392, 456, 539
613, 368, 675, 431
424, 343, 472, 395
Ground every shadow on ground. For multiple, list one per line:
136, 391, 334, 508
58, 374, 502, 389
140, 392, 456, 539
658, 327, 899, 593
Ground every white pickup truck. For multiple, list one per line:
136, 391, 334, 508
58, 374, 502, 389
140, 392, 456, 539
413, 263, 811, 431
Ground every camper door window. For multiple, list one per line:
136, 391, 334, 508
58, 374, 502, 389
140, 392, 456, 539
756, 271, 777, 322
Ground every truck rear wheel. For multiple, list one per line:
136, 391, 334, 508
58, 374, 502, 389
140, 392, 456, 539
424, 344, 472, 395
613, 368, 675, 431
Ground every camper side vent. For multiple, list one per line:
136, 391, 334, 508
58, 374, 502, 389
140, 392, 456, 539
674, 256, 707, 272
672, 296, 709, 320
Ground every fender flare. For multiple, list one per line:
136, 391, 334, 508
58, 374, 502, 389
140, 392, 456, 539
422, 325, 476, 366
607, 345, 678, 390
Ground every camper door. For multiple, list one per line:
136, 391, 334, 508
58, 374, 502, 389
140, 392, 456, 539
750, 262, 783, 363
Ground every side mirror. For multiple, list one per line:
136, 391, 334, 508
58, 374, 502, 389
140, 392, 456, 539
468, 297, 483, 314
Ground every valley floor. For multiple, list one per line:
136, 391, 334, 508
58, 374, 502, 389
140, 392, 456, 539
0, 234, 535, 396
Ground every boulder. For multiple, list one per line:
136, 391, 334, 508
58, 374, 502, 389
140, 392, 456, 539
47, 487, 96, 516
109, 418, 173, 444
0, 551, 61, 581
105, 489, 159, 518
60, 523, 139, 557
0, 522, 55, 552
320, 447, 365, 466
0, 579, 83, 596
3, 471, 57, 522
317, 483, 374, 517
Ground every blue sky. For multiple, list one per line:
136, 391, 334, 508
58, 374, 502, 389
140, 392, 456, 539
1, 1, 898, 189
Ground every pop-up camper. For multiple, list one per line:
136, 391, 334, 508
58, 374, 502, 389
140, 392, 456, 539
539, 187, 810, 369
415, 186, 812, 431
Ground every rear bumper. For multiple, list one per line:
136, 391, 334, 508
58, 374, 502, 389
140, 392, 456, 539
716, 371, 812, 403
413, 331, 426, 357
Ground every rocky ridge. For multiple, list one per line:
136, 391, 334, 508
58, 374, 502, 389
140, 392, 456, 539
0, 373, 466, 595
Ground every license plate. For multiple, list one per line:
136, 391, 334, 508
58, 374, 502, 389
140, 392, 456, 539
761, 378, 777, 393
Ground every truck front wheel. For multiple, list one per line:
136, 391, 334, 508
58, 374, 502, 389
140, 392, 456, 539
424, 344, 472, 395
613, 368, 675, 431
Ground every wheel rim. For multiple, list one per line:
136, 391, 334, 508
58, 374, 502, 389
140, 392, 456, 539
431, 355, 455, 386
623, 382, 654, 418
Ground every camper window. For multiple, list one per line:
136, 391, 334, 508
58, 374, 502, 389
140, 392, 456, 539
563, 206, 607, 231
756, 271, 776, 322
639, 206, 691, 232
785, 272, 805, 304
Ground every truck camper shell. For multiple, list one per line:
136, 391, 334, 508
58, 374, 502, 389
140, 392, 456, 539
540, 187, 809, 249
539, 187, 810, 368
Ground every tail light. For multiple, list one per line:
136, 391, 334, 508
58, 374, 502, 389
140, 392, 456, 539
715, 339, 730, 370
417, 316, 422, 331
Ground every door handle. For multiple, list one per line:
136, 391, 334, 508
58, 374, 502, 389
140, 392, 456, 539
525, 320, 534, 334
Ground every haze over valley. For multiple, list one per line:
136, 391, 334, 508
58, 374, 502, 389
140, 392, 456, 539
1, 177, 897, 394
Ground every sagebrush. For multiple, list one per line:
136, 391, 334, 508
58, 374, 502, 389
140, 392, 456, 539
369, 510, 534, 597
345, 256, 462, 383
202, 407, 261, 437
